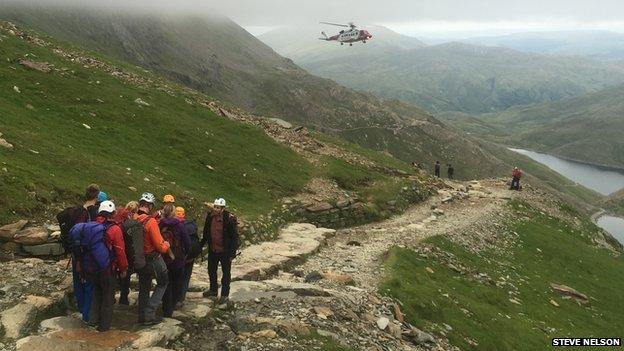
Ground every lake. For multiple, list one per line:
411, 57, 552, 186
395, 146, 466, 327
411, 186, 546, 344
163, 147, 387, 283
510, 148, 624, 244
509, 148, 624, 196
596, 215, 624, 245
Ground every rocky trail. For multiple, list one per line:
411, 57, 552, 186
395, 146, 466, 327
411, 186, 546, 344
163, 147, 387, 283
0, 179, 522, 351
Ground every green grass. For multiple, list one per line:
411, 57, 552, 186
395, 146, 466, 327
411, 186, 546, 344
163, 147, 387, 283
314, 132, 412, 173
380, 201, 624, 350
0, 28, 315, 223
320, 156, 384, 191
298, 330, 356, 351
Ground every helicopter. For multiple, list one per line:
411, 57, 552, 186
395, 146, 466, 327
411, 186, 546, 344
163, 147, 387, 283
319, 22, 372, 46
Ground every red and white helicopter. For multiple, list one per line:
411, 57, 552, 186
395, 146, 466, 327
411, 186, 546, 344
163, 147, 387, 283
319, 22, 372, 46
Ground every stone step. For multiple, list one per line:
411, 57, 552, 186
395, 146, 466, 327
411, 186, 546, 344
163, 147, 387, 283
15, 311, 183, 351
191, 223, 335, 285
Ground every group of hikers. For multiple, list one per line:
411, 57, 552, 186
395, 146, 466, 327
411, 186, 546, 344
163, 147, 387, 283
433, 161, 454, 179
413, 161, 522, 190
56, 184, 239, 331
410, 161, 455, 179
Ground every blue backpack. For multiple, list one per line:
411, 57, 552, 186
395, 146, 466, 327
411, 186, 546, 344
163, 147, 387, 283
69, 222, 113, 275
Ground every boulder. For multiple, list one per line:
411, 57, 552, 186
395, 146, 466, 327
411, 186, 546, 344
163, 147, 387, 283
131, 318, 183, 349
1, 241, 22, 253
23, 243, 64, 256
1, 295, 53, 339
306, 202, 333, 212
376, 317, 390, 330
550, 283, 589, 304
336, 200, 350, 208
18, 59, 53, 73
405, 326, 436, 346
322, 271, 354, 284
268, 118, 293, 129
134, 98, 150, 107
0, 219, 28, 241
13, 227, 49, 246
0, 137, 13, 149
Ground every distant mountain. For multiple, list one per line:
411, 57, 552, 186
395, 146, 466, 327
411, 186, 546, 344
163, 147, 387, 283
462, 31, 624, 61
261, 27, 624, 114
466, 84, 624, 169
0, 3, 507, 179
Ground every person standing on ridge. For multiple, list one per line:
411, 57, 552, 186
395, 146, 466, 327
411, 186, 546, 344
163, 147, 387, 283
134, 192, 172, 325
447, 164, 455, 179
434, 161, 441, 177
86, 200, 128, 332
510, 167, 523, 190
201, 198, 239, 305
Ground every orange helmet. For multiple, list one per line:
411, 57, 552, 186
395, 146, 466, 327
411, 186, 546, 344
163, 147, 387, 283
175, 206, 185, 218
162, 194, 175, 203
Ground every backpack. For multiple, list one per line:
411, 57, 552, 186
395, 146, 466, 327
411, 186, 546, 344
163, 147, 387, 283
161, 224, 184, 265
122, 218, 147, 271
184, 220, 201, 260
56, 205, 84, 253
69, 222, 113, 275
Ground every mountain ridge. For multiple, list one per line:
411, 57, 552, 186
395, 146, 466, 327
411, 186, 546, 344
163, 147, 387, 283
261, 25, 624, 114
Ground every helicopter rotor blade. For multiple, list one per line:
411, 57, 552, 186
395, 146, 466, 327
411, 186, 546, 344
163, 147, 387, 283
320, 21, 350, 28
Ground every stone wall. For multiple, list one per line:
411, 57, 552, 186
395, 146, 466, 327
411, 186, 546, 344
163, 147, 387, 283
237, 179, 432, 245
0, 221, 63, 260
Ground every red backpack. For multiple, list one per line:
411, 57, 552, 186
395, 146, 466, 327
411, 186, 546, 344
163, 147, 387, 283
161, 224, 183, 265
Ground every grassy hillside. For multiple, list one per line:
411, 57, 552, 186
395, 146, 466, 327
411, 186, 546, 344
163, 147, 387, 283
0, 22, 428, 228
381, 200, 624, 350
0, 22, 314, 223
264, 30, 624, 114
0, 4, 509, 179
466, 84, 624, 169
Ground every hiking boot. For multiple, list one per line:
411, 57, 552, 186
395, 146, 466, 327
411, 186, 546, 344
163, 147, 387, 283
203, 290, 218, 300
141, 316, 163, 326
217, 296, 229, 305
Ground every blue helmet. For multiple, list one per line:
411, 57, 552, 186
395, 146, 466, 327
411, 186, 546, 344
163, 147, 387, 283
97, 191, 108, 202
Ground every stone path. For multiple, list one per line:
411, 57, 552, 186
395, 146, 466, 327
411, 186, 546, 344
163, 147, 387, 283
1, 179, 520, 351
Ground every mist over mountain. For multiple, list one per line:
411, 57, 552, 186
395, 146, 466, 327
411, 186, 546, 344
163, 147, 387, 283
261, 26, 624, 114
259, 24, 426, 62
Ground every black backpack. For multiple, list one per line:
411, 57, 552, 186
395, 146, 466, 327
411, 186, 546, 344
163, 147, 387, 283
184, 220, 201, 260
56, 205, 84, 253
122, 218, 147, 271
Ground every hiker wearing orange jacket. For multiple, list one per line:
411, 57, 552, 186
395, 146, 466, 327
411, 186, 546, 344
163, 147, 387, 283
134, 192, 172, 326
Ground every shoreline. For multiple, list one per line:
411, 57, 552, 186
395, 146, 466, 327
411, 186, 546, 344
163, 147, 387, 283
509, 147, 624, 173
509, 147, 624, 196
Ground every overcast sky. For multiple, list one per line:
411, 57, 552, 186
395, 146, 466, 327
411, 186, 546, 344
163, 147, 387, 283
11, 0, 624, 37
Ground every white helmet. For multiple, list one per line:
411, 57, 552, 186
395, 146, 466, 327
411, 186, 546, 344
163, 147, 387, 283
213, 198, 227, 207
98, 200, 116, 214
140, 192, 156, 204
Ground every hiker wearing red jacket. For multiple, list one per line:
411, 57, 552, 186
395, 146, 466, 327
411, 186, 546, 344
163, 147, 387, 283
89, 201, 128, 332
510, 167, 523, 190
